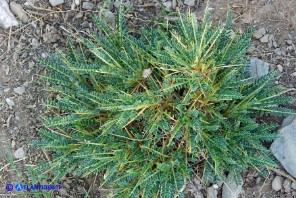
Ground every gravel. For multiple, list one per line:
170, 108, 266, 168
272, 176, 284, 191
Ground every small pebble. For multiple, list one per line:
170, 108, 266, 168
260, 34, 269, 43
124, 0, 131, 7
14, 86, 25, 95
274, 48, 282, 56
212, 184, 219, 189
82, 2, 94, 10
163, 1, 172, 11
104, 10, 115, 24
253, 28, 266, 39
286, 40, 293, 45
283, 179, 291, 192
184, 0, 195, 6
75, 12, 83, 19
272, 176, 284, 191
277, 65, 283, 72
247, 46, 255, 54
31, 38, 39, 47
63, 181, 70, 189
290, 72, 296, 77
229, 29, 235, 39
142, 68, 152, 78
31, 22, 37, 28
287, 46, 293, 51
74, 0, 80, 5
41, 52, 47, 58
114, 0, 120, 8
5, 98, 15, 107
207, 186, 217, 198
172, 0, 176, 9
256, 177, 262, 185
11, 140, 16, 149
15, 111, 20, 121
14, 147, 25, 159
10, 2, 29, 23
49, 0, 64, 6
291, 182, 296, 190
192, 177, 202, 190
81, 21, 89, 28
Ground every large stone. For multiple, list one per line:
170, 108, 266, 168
222, 174, 243, 198
249, 58, 269, 78
10, 2, 29, 23
0, 0, 19, 29
271, 118, 296, 178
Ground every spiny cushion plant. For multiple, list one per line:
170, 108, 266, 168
34, 7, 294, 197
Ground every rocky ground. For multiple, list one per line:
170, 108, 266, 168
1, 0, 296, 197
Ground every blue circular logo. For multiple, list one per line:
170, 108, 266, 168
6, 184, 13, 192
15, 183, 23, 192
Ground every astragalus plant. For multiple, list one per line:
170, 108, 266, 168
35, 7, 294, 197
